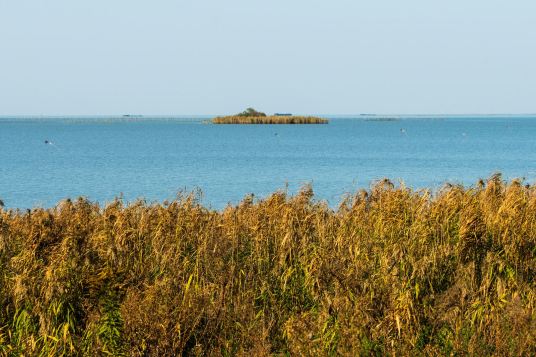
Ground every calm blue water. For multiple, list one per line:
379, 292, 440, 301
1, 116, 536, 209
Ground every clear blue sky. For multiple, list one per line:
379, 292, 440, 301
1, 0, 535, 115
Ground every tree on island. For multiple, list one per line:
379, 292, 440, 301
236, 108, 267, 117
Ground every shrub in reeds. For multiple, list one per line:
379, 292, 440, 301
0, 176, 535, 355
211, 116, 328, 124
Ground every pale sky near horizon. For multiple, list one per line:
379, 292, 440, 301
1, 0, 535, 115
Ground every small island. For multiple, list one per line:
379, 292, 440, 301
211, 108, 328, 124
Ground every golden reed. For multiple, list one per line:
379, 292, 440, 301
0, 174, 534, 355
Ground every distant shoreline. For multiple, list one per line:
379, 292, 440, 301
211, 115, 329, 124
1, 114, 536, 120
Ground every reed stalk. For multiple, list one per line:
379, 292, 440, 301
0, 176, 534, 355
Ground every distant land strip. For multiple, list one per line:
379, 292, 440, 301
211, 115, 329, 124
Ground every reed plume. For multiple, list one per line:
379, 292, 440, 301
0, 177, 534, 355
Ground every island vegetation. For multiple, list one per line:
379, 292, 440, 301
212, 107, 328, 124
0, 174, 534, 355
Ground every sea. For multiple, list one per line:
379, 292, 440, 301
1, 115, 536, 209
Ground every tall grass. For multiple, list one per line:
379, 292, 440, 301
211, 116, 329, 124
0, 175, 534, 355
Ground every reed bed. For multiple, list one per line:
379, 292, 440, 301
0, 175, 535, 355
211, 116, 329, 124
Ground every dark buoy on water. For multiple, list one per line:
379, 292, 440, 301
44, 140, 60, 150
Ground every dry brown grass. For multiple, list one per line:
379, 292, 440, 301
0, 175, 535, 355
211, 116, 329, 124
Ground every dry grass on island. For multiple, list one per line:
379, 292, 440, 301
211, 107, 328, 124
0, 174, 535, 355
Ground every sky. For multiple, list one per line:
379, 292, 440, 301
0, 0, 535, 115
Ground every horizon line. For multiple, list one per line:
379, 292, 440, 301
1, 113, 536, 118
